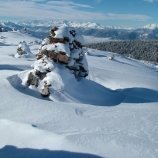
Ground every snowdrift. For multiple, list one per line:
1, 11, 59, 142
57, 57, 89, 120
9, 69, 124, 106
9, 69, 158, 106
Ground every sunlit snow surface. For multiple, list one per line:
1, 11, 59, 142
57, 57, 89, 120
0, 31, 158, 158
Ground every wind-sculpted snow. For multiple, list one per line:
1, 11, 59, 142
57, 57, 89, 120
8, 72, 158, 106
8, 72, 124, 106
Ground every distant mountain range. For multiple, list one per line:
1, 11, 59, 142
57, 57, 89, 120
0, 20, 158, 40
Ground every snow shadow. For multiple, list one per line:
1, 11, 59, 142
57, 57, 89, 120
0, 64, 31, 71
0, 42, 12, 46
87, 53, 107, 58
7, 74, 158, 106
0, 145, 102, 158
113, 58, 135, 67
121, 87, 158, 103
7, 75, 51, 101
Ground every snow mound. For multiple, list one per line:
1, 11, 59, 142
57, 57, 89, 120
9, 69, 158, 106
0, 119, 65, 150
8, 69, 123, 106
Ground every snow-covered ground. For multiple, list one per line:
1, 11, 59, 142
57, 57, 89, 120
83, 35, 111, 44
0, 31, 158, 158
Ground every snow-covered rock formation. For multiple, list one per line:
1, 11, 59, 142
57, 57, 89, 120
22, 26, 88, 97
15, 41, 32, 58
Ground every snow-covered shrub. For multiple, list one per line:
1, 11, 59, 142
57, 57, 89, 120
22, 26, 89, 97
15, 41, 32, 58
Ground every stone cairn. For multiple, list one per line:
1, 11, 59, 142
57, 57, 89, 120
16, 41, 31, 57
24, 26, 88, 97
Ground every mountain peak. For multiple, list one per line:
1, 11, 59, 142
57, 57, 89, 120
143, 23, 158, 30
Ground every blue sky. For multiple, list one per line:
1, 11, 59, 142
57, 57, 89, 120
0, 0, 158, 27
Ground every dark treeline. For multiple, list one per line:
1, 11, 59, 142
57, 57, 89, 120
87, 40, 158, 63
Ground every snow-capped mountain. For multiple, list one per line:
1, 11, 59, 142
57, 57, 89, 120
0, 20, 104, 30
143, 23, 158, 30
67, 21, 104, 29
1, 21, 158, 40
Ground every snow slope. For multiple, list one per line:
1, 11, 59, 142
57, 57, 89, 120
0, 31, 158, 158
83, 36, 111, 44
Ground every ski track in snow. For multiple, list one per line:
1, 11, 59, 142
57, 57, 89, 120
0, 31, 158, 158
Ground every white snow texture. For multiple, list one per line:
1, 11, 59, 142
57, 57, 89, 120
0, 26, 158, 158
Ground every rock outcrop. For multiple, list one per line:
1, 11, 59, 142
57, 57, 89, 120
22, 26, 89, 97
15, 41, 32, 58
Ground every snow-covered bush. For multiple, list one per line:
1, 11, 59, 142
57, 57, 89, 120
22, 26, 89, 97
15, 41, 32, 58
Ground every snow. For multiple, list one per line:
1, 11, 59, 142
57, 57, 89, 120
43, 43, 71, 56
32, 57, 54, 73
143, 23, 158, 30
83, 35, 111, 44
0, 119, 65, 150
0, 31, 158, 158
54, 26, 69, 38
43, 71, 64, 91
15, 41, 33, 58
68, 21, 104, 29
0, 31, 39, 46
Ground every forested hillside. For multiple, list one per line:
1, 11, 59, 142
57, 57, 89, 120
88, 40, 158, 63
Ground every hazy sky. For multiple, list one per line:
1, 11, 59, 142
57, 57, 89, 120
0, 0, 157, 27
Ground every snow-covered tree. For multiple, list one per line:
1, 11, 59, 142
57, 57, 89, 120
22, 26, 88, 97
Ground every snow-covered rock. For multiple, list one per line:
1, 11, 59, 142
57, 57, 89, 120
15, 41, 33, 58
22, 26, 89, 98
